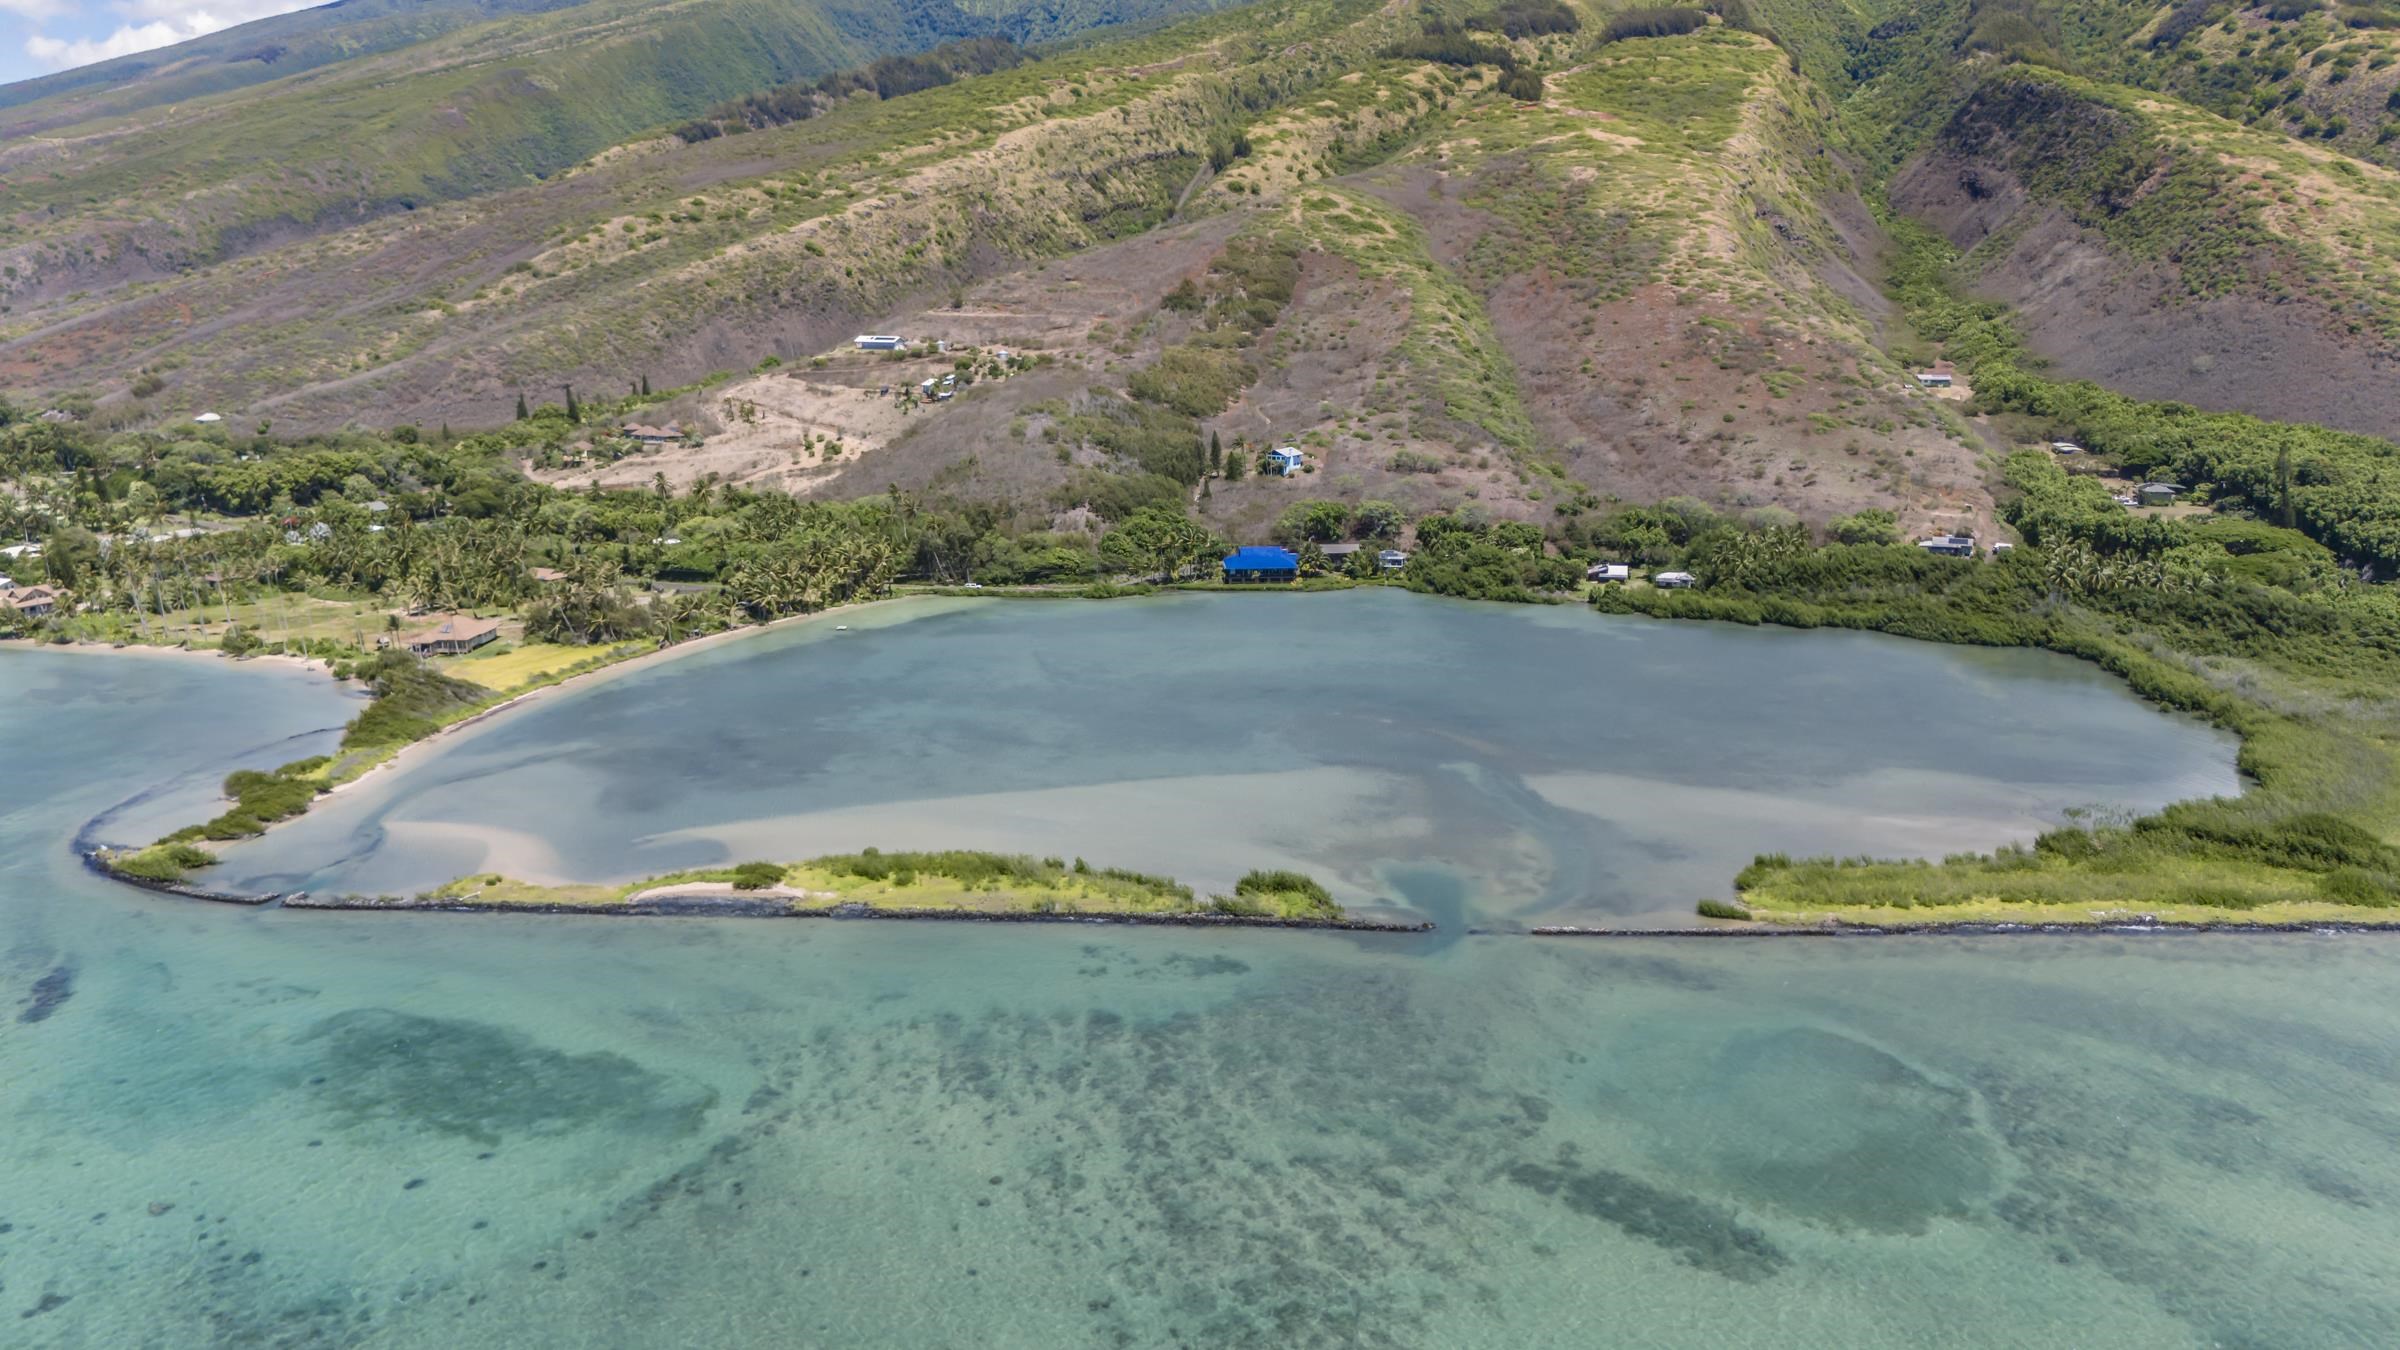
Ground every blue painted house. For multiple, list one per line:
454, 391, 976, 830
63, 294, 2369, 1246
1266, 446, 1305, 476
1223, 546, 1300, 583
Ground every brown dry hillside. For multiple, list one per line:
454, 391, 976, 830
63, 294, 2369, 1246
0, 0, 1417, 431
529, 23, 1998, 542
4, 4, 2046, 542
1891, 66, 2400, 440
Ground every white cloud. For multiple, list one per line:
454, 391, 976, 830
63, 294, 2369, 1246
26, 21, 193, 69
22, 1, 320, 72
117, 0, 318, 23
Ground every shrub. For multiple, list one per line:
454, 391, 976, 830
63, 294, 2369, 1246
1497, 68, 1548, 102
1468, 1, 1580, 38
340, 652, 493, 752
111, 843, 216, 882
1381, 33, 1518, 69
1230, 868, 1339, 918
1127, 345, 1254, 418
731, 861, 788, 890
1827, 509, 1899, 546
1696, 899, 1752, 920
2320, 867, 2400, 906
1274, 500, 1352, 544
1601, 7, 1709, 42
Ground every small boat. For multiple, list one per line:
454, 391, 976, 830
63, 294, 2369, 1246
834, 624, 849, 631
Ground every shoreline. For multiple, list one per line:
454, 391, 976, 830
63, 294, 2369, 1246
309, 594, 932, 808
80, 852, 1431, 931
1526, 920, 2400, 937
7, 637, 337, 680
84, 853, 2400, 935
59, 589, 2397, 937
287, 891, 1434, 931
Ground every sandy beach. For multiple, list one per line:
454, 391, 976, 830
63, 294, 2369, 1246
311, 594, 972, 805
14, 638, 339, 681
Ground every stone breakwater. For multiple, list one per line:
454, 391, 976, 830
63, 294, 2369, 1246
89, 852, 2400, 936
80, 855, 1434, 932
286, 893, 1438, 932
82, 852, 286, 906
1526, 921, 2400, 936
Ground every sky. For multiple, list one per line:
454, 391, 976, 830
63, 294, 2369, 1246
0, 0, 319, 86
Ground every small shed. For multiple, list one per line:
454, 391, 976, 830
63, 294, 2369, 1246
1223, 546, 1300, 584
529, 567, 569, 584
1320, 542, 1363, 563
1915, 372, 1953, 389
1266, 446, 1305, 477
2050, 441, 2083, 455
1989, 541, 2014, 558
1653, 571, 1696, 589
2137, 483, 2187, 507
1586, 562, 1631, 583
1378, 549, 1409, 571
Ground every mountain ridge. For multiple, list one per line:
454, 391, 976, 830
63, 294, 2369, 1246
9, 0, 2400, 544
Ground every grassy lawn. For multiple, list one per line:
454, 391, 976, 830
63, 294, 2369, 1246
428, 874, 632, 907
70, 590, 402, 649
1739, 899, 2399, 929
449, 641, 639, 691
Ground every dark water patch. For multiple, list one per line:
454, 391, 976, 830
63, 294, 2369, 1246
2296, 1164, 2373, 1209
20, 1292, 69, 1319
296, 1009, 716, 1147
17, 964, 72, 1023
1597, 952, 1722, 992
1155, 954, 1251, 979
1975, 1061, 2400, 1347
1603, 1026, 2005, 1236
1507, 1156, 1786, 1282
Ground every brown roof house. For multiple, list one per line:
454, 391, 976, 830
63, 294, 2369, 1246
3, 584, 59, 618
403, 614, 502, 656
620, 423, 683, 445
529, 566, 569, 584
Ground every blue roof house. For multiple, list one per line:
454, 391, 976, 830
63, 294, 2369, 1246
1223, 546, 1300, 584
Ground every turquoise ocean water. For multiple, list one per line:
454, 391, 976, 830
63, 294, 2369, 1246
6, 599, 2396, 1346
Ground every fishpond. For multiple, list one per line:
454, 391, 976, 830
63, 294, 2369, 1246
9, 604, 2396, 1348
202, 591, 2240, 926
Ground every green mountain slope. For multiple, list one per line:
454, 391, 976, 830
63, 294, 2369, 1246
0, 0, 1233, 303
0, 0, 590, 129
